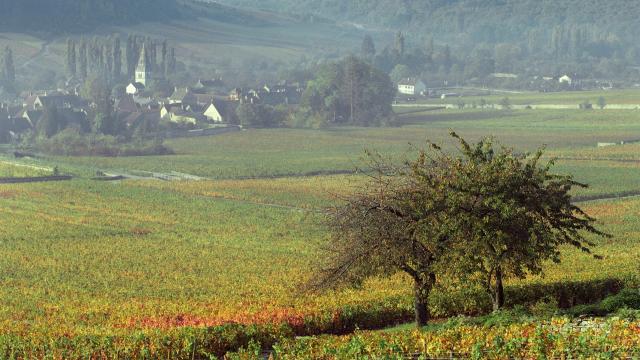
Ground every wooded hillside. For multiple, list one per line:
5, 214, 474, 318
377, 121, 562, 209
220, 0, 640, 54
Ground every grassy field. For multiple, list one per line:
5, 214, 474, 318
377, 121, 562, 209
0, 161, 52, 178
2, 108, 640, 356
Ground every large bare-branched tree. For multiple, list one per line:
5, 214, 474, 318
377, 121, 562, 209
313, 148, 458, 326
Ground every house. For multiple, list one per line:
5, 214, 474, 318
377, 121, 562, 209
33, 94, 87, 111
22, 110, 43, 126
398, 78, 427, 96
559, 75, 573, 85
126, 82, 145, 95
160, 103, 206, 125
491, 73, 518, 79
169, 87, 197, 106
160, 103, 183, 120
229, 88, 257, 103
194, 93, 215, 106
203, 99, 238, 123
261, 84, 303, 105
115, 95, 140, 114
121, 110, 160, 130
193, 78, 225, 93
132, 96, 157, 108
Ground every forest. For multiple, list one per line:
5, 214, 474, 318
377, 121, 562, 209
221, 0, 640, 81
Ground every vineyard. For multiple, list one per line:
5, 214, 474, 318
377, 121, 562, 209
2, 107, 640, 357
231, 316, 640, 359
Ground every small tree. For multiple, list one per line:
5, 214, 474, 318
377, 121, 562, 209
597, 96, 607, 110
314, 150, 457, 326
2, 46, 16, 92
445, 133, 609, 310
361, 35, 376, 61
580, 99, 592, 110
499, 97, 511, 110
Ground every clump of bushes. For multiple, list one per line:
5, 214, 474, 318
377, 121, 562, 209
566, 288, 640, 317
30, 129, 173, 157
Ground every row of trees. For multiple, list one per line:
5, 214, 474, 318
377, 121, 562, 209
65, 35, 177, 81
360, 28, 635, 91
316, 134, 608, 326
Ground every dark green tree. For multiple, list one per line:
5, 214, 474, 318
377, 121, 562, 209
161, 40, 168, 77
1, 46, 16, 91
394, 31, 405, 58
361, 35, 376, 61
36, 106, 64, 138
113, 36, 122, 79
302, 56, 395, 126
66, 39, 77, 77
126, 35, 136, 77
79, 39, 88, 79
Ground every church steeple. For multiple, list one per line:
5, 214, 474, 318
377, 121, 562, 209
135, 44, 152, 87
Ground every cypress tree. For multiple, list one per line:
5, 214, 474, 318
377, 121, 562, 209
79, 39, 88, 79
2, 46, 16, 91
113, 36, 122, 79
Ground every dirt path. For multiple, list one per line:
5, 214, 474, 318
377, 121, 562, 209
20, 39, 52, 69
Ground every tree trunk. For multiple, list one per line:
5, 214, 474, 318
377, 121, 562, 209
414, 273, 435, 327
492, 266, 505, 311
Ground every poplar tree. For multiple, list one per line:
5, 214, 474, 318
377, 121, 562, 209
113, 36, 122, 79
79, 39, 88, 79
66, 39, 77, 77
2, 46, 16, 91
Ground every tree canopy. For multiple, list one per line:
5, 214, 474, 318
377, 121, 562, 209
302, 56, 396, 127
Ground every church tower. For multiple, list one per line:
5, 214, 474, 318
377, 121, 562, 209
135, 44, 152, 87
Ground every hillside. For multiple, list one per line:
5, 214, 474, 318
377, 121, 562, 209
0, 1, 363, 90
0, 0, 181, 33
218, 0, 640, 55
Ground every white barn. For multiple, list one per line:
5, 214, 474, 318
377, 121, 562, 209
398, 78, 426, 96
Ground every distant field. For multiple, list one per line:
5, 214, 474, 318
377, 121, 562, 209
413, 88, 640, 106
41, 109, 640, 178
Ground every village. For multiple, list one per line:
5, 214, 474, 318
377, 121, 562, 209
0, 35, 628, 145
0, 44, 304, 143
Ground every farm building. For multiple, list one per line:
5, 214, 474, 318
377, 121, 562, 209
397, 78, 426, 96
126, 82, 145, 95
